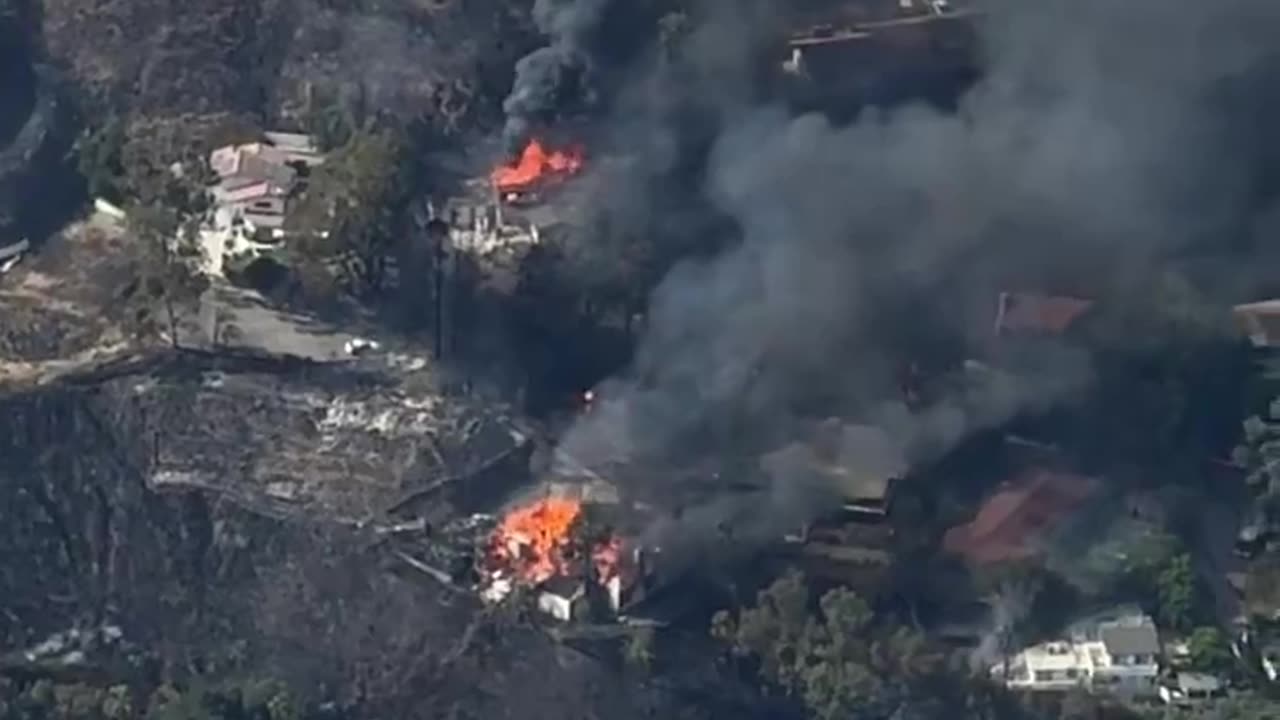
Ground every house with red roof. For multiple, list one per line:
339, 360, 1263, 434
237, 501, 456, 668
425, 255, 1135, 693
943, 468, 1101, 567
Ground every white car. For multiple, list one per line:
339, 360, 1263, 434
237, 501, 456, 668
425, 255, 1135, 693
344, 338, 382, 356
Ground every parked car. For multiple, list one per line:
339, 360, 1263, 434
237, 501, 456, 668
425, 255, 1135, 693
344, 338, 382, 357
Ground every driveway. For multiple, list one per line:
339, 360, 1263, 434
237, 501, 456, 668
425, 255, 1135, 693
195, 284, 362, 361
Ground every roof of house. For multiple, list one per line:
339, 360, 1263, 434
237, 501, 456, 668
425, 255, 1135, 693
211, 144, 297, 188
943, 468, 1100, 565
994, 292, 1094, 337
1173, 673, 1222, 692
540, 575, 585, 599
264, 131, 320, 153
1101, 622, 1160, 656
1232, 300, 1280, 348
760, 420, 907, 502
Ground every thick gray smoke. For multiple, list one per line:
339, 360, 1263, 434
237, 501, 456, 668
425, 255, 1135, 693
502, 0, 611, 152
556, 0, 1280, 541
970, 577, 1036, 671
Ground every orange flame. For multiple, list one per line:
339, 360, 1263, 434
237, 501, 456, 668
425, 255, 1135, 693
484, 495, 630, 593
488, 497, 583, 585
490, 140, 584, 193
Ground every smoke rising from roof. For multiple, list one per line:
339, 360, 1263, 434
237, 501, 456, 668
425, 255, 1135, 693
502, 0, 612, 152
556, 0, 1280, 540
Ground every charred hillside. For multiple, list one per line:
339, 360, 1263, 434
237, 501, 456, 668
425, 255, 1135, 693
36, 0, 536, 133
0, 349, 531, 673
0, 346, 769, 718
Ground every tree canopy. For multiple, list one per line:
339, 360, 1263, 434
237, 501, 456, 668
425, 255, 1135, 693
287, 124, 416, 298
711, 571, 1022, 720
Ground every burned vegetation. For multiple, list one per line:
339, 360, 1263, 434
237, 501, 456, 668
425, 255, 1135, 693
12, 0, 1280, 718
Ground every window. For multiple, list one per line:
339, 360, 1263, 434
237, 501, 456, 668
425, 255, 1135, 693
1034, 671, 1052, 683
1065, 669, 1078, 679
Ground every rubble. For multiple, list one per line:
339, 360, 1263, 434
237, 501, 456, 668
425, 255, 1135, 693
2, 347, 534, 525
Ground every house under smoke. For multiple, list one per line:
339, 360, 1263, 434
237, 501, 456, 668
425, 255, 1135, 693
943, 468, 1100, 567
760, 419, 907, 522
992, 292, 1095, 339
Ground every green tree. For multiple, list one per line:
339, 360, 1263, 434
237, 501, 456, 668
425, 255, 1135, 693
123, 201, 210, 347
1156, 553, 1197, 632
288, 125, 416, 298
75, 116, 127, 202
1187, 626, 1234, 675
1234, 397, 1280, 497
712, 571, 942, 720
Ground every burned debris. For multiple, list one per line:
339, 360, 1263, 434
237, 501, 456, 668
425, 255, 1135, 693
1, 346, 534, 529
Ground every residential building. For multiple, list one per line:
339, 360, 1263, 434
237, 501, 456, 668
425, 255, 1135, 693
263, 131, 325, 167
537, 577, 587, 622
995, 611, 1161, 696
1232, 299, 1280, 349
943, 468, 1100, 566
993, 291, 1094, 338
760, 420, 907, 521
1159, 673, 1225, 706
200, 132, 325, 277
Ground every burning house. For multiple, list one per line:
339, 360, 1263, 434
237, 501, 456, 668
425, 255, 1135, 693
490, 139, 584, 206
474, 493, 654, 623
760, 419, 907, 525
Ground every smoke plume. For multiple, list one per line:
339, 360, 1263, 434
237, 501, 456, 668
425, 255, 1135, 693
556, 0, 1280, 542
502, 0, 612, 152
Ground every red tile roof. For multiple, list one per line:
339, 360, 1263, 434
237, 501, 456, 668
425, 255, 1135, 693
994, 292, 1094, 337
943, 468, 1099, 566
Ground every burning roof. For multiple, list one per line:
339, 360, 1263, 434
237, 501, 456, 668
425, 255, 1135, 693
479, 494, 629, 616
490, 139, 584, 194
943, 468, 1100, 566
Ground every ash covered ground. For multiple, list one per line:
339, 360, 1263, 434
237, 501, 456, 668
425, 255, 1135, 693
6, 0, 1280, 718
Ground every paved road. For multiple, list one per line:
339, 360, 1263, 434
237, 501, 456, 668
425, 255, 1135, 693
195, 284, 362, 361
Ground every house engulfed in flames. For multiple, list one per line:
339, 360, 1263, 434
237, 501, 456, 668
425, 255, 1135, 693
477, 494, 650, 623
490, 139, 584, 206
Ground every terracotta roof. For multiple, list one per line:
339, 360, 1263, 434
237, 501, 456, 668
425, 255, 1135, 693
943, 468, 1099, 566
994, 292, 1094, 337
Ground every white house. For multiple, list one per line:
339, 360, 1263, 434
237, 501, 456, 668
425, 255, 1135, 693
201, 132, 325, 278
263, 131, 325, 167
536, 577, 586, 622
1159, 673, 1224, 706
994, 611, 1161, 696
